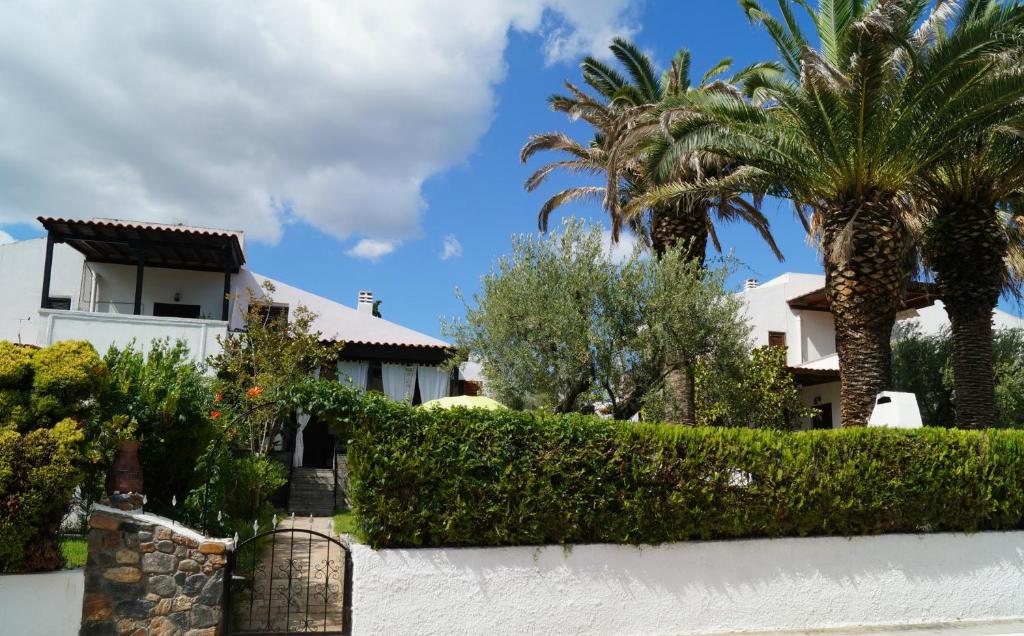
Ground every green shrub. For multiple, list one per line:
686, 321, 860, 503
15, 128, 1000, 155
0, 419, 85, 572
30, 341, 106, 423
184, 454, 287, 537
347, 394, 1024, 548
0, 389, 30, 430
0, 342, 34, 389
98, 340, 215, 516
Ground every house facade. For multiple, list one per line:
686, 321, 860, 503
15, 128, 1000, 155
0, 216, 457, 512
738, 273, 1024, 429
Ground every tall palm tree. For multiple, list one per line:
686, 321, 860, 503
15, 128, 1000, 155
633, 0, 1024, 425
913, 0, 1024, 428
521, 38, 783, 424
523, 38, 783, 263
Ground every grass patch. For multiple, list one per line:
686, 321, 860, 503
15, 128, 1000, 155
59, 536, 87, 569
333, 510, 360, 541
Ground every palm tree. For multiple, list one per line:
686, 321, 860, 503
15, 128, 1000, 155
913, 0, 1024, 428
523, 38, 783, 263
633, 0, 1024, 425
521, 38, 783, 423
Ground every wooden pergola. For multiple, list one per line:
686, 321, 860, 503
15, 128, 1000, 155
787, 281, 939, 313
37, 217, 245, 320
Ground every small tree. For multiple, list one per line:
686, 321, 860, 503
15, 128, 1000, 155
209, 281, 340, 456
444, 219, 751, 421
191, 281, 341, 531
696, 345, 815, 430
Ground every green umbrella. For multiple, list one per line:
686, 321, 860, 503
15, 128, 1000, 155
421, 395, 505, 410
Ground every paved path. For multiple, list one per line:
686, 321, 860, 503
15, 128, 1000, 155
231, 516, 346, 633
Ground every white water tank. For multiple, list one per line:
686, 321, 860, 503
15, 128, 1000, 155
868, 392, 923, 429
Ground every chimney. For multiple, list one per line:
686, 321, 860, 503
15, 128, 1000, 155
745, 278, 759, 291
357, 291, 374, 314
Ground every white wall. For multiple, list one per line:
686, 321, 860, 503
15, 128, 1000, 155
801, 310, 836, 363
798, 380, 842, 429
0, 568, 84, 636
349, 531, 1024, 636
0, 239, 83, 344
89, 262, 229, 319
37, 309, 226, 362
739, 274, 826, 366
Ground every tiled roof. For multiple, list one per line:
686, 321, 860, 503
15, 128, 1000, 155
248, 273, 450, 350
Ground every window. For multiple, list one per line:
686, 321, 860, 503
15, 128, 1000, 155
153, 303, 201, 319
251, 303, 289, 326
45, 296, 72, 310
768, 331, 787, 348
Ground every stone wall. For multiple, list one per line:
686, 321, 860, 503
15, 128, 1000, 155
80, 500, 232, 636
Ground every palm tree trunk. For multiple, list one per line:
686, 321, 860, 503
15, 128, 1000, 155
823, 195, 907, 426
653, 203, 706, 425
927, 201, 1005, 428
651, 204, 708, 263
949, 312, 998, 427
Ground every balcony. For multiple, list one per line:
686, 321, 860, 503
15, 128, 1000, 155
37, 308, 227, 363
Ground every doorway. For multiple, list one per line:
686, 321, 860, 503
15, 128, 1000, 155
812, 403, 833, 430
302, 418, 336, 468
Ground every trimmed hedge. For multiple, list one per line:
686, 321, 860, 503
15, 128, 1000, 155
347, 394, 1024, 549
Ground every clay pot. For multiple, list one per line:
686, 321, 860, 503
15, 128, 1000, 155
106, 440, 144, 495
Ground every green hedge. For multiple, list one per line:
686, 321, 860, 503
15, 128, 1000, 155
347, 394, 1024, 549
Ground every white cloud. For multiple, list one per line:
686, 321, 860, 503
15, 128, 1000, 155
0, 230, 13, 245
0, 1, 638, 247
346, 238, 399, 262
602, 230, 644, 264
440, 235, 463, 260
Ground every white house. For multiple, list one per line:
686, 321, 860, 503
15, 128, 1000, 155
0, 216, 458, 512
738, 273, 1024, 429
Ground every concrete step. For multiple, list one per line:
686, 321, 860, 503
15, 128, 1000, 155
288, 467, 341, 515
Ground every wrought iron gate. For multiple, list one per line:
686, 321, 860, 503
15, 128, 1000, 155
225, 528, 352, 635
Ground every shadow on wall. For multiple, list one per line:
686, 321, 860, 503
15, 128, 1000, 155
351, 532, 1024, 636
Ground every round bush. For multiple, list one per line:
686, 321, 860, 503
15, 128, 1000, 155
0, 342, 34, 389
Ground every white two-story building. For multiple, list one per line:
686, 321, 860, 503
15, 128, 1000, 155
0, 217, 463, 512
738, 273, 1024, 429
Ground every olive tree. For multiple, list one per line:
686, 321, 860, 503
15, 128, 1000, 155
444, 219, 750, 421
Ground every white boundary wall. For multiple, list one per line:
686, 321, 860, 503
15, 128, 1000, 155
0, 568, 84, 636
349, 531, 1024, 636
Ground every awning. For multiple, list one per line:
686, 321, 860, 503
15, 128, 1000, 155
38, 216, 245, 273
787, 281, 937, 312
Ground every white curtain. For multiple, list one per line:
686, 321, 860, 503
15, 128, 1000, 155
291, 366, 321, 468
382, 363, 417, 403
292, 408, 311, 468
337, 360, 369, 392
417, 365, 450, 403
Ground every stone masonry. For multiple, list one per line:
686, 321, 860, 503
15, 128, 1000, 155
80, 496, 233, 636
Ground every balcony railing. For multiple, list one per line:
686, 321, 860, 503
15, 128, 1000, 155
36, 308, 227, 363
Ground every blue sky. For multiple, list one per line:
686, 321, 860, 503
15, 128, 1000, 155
266, 1, 823, 337
0, 1, 1018, 339
251, 1, 824, 338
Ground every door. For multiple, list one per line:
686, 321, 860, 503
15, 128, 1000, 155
812, 403, 833, 429
302, 419, 336, 469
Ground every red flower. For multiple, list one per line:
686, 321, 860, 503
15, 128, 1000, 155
214, 393, 223, 402
210, 410, 222, 419
247, 386, 263, 398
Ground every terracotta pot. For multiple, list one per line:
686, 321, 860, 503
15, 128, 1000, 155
106, 440, 144, 495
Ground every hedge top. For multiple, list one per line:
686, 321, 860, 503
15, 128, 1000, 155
344, 393, 1024, 549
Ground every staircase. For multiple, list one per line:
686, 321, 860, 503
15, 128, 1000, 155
287, 467, 337, 516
